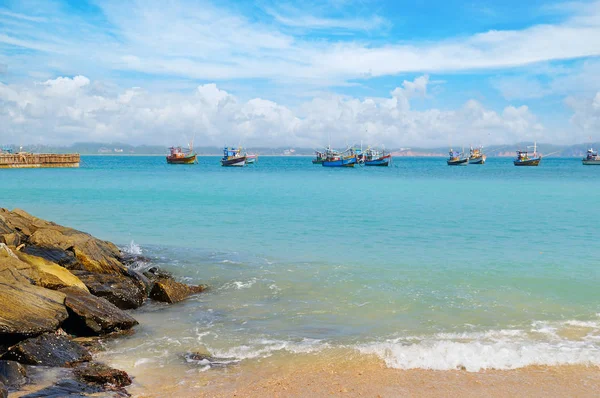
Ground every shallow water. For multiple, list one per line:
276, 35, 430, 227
3, 155, 600, 373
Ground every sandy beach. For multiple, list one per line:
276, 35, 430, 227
113, 350, 600, 397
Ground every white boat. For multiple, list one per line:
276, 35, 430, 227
583, 148, 600, 165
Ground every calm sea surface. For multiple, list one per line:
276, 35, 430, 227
3, 155, 600, 371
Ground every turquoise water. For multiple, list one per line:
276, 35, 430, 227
3, 156, 600, 371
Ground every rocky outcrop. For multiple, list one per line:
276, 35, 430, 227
72, 271, 146, 310
74, 362, 132, 388
0, 208, 126, 275
20, 379, 105, 398
0, 281, 68, 344
14, 251, 89, 292
2, 333, 92, 367
150, 277, 206, 304
0, 382, 7, 398
60, 287, 138, 336
0, 360, 27, 389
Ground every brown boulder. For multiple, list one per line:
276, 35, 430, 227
14, 251, 89, 292
1, 333, 91, 367
72, 271, 146, 310
60, 287, 138, 336
74, 362, 132, 388
0, 281, 68, 344
29, 228, 125, 275
150, 277, 206, 304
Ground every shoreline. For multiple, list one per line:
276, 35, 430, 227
98, 349, 600, 397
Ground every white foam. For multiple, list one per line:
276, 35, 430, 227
123, 240, 142, 255
358, 320, 600, 372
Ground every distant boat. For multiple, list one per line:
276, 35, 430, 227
221, 147, 246, 167
166, 142, 197, 164
468, 146, 486, 164
364, 148, 391, 166
312, 150, 327, 164
447, 148, 468, 166
322, 147, 358, 167
246, 153, 258, 164
514, 142, 541, 166
582, 148, 600, 165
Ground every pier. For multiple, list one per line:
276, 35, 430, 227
0, 153, 80, 168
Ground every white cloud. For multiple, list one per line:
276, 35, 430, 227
2, 1, 600, 85
0, 75, 546, 147
566, 91, 600, 133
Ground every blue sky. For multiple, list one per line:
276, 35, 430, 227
1, 0, 600, 147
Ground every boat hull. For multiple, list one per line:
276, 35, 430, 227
514, 158, 541, 166
312, 159, 325, 164
246, 156, 257, 164
221, 157, 246, 167
166, 154, 197, 164
322, 157, 357, 167
447, 158, 469, 166
469, 156, 486, 164
583, 159, 600, 165
365, 154, 391, 166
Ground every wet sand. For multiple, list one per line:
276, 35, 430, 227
122, 351, 600, 397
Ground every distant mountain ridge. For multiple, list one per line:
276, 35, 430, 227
3, 142, 599, 157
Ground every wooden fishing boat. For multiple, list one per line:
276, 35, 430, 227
322, 154, 358, 167
468, 146, 486, 164
166, 143, 197, 164
447, 149, 468, 166
221, 147, 246, 167
514, 143, 541, 166
582, 148, 600, 165
364, 148, 391, 166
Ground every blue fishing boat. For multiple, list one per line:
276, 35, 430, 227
320, 147, 358, 167
221, 147, 246, 167
364, 148, 391, 166
447, 148, 468, 166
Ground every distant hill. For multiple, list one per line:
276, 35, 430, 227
3, 142, 599, 157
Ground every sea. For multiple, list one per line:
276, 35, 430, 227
3, 155, 600, 378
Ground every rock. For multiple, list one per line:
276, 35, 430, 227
72, 271, 146, 310
149, 277, 206, 304
125, 268, 152, 295
14, 251, 89, 292
184, 352, 239, 368
0, 281, 68, 344
29, 228, 125, 275
2, 333, 91, 367
60, 287, 138, 336
0, 208, 127, 275
0, 360, 27, 388
74, 363, 132, 388
0, 233, 20, 247
20, 245, 79, 268
0, 382, 6, 398
20, 379, 104, 398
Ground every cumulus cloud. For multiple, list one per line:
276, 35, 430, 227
566, 91, 600, 133
0, 75, 545, 147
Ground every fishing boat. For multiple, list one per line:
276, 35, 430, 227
514, 142, 541, 166
364, 148, 392, 166
468, 146, 486, 164
166, 142, 197, 164
447, 148, 468, 166
312, 150, 328, 164
582, 148, 600, 165
246, 153, 258, 164
221, 147, 246, 167
322, 148, 358, 167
